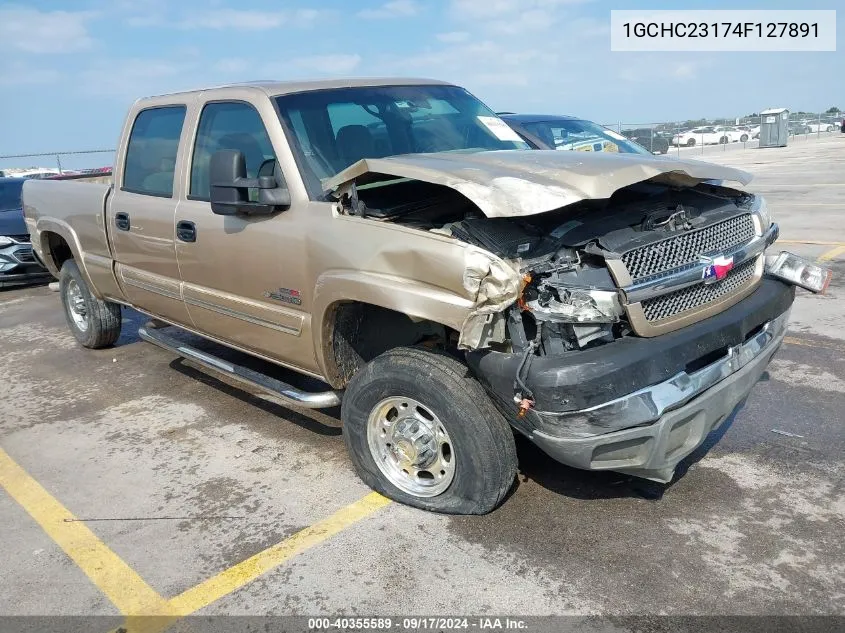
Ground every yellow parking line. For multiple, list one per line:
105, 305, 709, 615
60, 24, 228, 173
784, 336, 845, 352
817, 245, 845, 262
0, 446, 172, 616
777, 240, 845, 246
112, 492, 391, 633
168, 492, 391, 615
1, 443, 391, 632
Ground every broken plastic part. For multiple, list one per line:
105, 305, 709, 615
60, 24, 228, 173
764, 251, 832, 294
458, 248, 520, 349
517, 273, 533, 311
525, 288, 623, 324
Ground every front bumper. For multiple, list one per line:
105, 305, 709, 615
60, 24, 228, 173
530, 308, 788, 482
467, 278, 795, 482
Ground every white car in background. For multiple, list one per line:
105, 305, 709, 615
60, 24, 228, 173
672, 126, 728, 146
806, 121, 837, 133
714, 126, 750, 142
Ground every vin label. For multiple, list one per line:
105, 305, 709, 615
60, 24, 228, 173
610, 10, 836, 51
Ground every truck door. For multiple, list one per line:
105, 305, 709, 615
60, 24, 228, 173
109, 104, 192, 326
175, 99, 314, 373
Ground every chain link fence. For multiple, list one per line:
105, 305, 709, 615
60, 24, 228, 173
0, 149, 115, 178
601, 112, 842, 156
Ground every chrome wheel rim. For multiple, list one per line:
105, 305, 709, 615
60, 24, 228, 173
66, 280, 89, 332
366, 396, 455, 497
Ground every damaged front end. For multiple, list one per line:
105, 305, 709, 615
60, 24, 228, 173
329, 150, 829, 482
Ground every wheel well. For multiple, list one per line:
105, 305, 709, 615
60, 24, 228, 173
326, 302, 455, 388
43, 231, 73, 271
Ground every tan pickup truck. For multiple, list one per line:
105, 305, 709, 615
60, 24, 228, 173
23, 78, 831, 514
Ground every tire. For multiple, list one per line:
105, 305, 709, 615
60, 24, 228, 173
59, 259, 122, 348
719, 136, 729, 144
341, 347, 517, 514
740, 134, 749, 142
686, 138, 696, 147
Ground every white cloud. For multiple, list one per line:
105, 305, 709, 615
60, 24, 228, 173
127, 8, 328, 30
186, 9, 288, 30
451, 0, 589, 21
285, 54, 363, 75
78, 58, 199, 99
436, 31, 470, 43
358, 0, 419, 19
0, 6, 95, 54
214, 58, 251, 74
617, 57, 709, 84
0, 61, 61, 86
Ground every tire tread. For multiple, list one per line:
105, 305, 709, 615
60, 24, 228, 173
59, 260, 122, 349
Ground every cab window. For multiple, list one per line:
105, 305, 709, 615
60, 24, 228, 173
123, 106, 186, 197
190, 102, 276, 200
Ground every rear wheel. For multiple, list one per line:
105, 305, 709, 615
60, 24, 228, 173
686, 138, 696, 146
740, 134, 749, 142
719, 136, 729, 144
59, 260, 122, 348
341, 347, 517, 514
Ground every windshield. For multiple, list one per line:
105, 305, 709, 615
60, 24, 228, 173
274, 85, 529, 197
518, 119, 649, 155
0, 180, 24, 212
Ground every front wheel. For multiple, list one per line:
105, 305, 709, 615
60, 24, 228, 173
719, 136, 729, 144
341, 347, 517, 514
59, 260, 122, 348
740, 134, 749, 142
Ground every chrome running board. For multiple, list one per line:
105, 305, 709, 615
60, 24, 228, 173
138, 326, 342, 409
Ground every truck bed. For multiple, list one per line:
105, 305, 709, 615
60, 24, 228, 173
23, 179, 115, 294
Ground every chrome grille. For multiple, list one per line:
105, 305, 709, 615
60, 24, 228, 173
641, 258, 757, 322
622, 214, 755, 281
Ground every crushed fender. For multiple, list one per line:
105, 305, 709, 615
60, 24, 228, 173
458, 248, 520, 350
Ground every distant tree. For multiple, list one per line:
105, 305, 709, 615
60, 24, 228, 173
826, 106, 841, 114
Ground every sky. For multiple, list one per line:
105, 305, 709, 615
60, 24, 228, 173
0, 0, 842, 168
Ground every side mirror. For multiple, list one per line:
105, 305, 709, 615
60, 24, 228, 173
209, 150, 290, 216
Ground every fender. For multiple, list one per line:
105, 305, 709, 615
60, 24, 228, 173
311, 270, 474, 385
34, 218, 99, 295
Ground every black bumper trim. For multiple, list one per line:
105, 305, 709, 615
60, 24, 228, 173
529, 333, 783, 483
466, 278, 795, 415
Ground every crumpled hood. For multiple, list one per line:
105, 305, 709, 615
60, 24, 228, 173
0, 207, 27, 237
325, 150, 752, 218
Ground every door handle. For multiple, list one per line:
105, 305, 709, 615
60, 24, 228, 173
176, 220, 197, 243
115, 212, 130, 231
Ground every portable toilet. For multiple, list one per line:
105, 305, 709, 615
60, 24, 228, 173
759, 107, 789, 148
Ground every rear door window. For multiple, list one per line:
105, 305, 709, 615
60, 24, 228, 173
122, 106, 186, 197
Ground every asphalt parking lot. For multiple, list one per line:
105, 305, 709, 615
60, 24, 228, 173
1, 135, 843, 631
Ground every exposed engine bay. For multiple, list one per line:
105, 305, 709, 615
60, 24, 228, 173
337, 176, 758, 356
